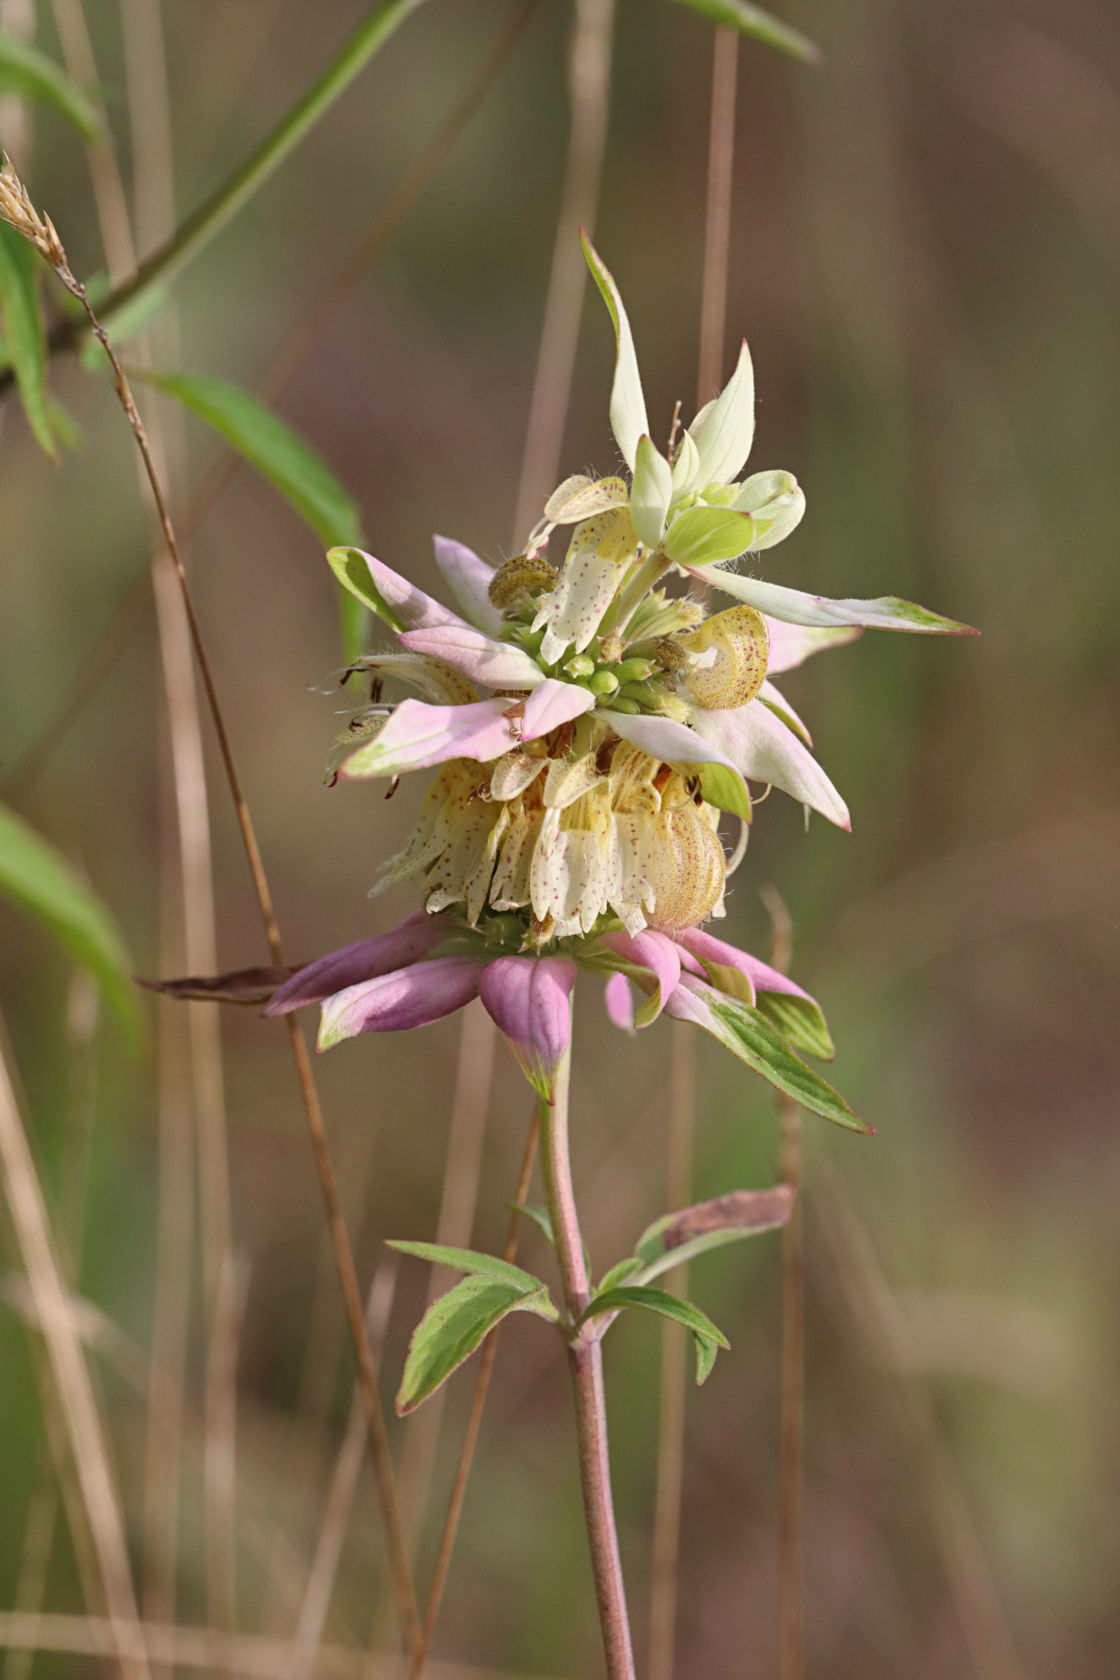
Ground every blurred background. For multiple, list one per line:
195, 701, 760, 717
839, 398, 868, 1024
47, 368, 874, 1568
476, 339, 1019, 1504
1, 0, 1118, 1675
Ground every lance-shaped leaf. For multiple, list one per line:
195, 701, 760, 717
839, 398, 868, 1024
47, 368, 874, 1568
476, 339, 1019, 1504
581, 232, 649, 470
662, 506, 756, 569
396, 1275, 550, 1415
666, 0, 821, 63
691, 566, 978, 635
139, 965, 299, 1006
665, 975, 869, 1131
387, 1239, 551, 1298
0, 803, 139, 1038
0, 224, 53, 457
633, 1186, 795, 1282
139, 371, 360, 548
0, 32, 103, 137
595, 1257, 645, 1293
579, 1284, 729, 1386
630, 435, 673, 549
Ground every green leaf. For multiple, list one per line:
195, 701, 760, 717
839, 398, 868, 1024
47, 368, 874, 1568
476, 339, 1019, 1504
328, 545, 406, 635
386, 1239, 548, 1298
0, 32, 103, 138
634, 1186, 794, 1281
581, 232, 648, 471
677, 982, 869, 1131
688, 761, 752, 822
666, 0, 821, 63
595, 1257, 644, 1294
0, 803, 140, 1039
508, 1201, 555, 1244
396, 1276, 547, 1415
579, 1285, 729, 1386
0, 224, 53, 457
139, 370, 361, 550
755, 989, 835, 1061
662, 506, 756, 568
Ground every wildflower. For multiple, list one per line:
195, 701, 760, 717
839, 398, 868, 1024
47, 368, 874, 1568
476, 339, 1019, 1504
264, 905, 858, 1121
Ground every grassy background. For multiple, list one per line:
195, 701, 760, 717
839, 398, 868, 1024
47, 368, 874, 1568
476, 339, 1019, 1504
1, 0, 1118, 1674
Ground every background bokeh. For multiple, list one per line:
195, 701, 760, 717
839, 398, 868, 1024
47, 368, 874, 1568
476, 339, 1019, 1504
2, 0, 1118, 1675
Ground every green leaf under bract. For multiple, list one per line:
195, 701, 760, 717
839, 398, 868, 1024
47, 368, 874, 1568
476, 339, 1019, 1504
0, 803, 139, 1039
755, 989, 835, 1060
688, 762, 752, 822
140, 371, 361, 550
386, 1239, 547, 1297
666, 0, 821, 63
682, 984, 869, 1131
580, 1284, 729, 1386
0, 32, 103, 138
396, 1276, 547, 1415
0, 224, 53, 457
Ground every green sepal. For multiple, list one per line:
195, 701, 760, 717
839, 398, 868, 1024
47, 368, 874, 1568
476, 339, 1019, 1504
396, 1276, 550, 1416
386, 1238, 550, 1300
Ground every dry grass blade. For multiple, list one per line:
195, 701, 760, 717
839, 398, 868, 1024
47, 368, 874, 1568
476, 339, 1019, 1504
0, 162, 422, 1654
0, 1614, 575, 1680
0, 1017, 150, 1680
696, 28, 739, 401
512, 0, 617, 540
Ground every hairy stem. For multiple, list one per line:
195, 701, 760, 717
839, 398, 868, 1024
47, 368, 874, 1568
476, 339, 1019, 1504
539, 1049, 635, 1680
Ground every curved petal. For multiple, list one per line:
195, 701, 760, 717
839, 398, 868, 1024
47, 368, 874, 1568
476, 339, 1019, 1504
690, 568, 978, 635
689, 700, 850, 829
478, 956, 576, 1097
351, 549, 465, 632
600, 929, 682, 1025
597, 709, 744, 778
764, 618, 862, 674
266, 911, 449, 1014
432, 535, 502, 635
318, 956, 483, 1048
341, 697, 517, 778
521, 678, 596, 741
398, 623, 546, 689
603, 970, 635, 1032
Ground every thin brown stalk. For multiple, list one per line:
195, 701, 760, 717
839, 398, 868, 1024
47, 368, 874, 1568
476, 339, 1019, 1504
396, 1004, 497, 1555
0, 170, 422, 1654
815, 1162, 1025, 1680
49, 0, 135, 266
512, 0, 617, 540
0, 0, 33, 170
0, 1014, 150, 1680
696, 29, 739, 402
2, 0, 541, 805
647, 1023, 695, 1680
409, 1114, 539, 1680
285, 1259, 400, 1680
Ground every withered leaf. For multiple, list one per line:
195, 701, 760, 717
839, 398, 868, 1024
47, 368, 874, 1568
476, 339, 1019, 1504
136, 965, 301, 1006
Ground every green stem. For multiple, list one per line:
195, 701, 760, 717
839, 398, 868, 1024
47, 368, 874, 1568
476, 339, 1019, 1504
539, 1048, 636, 1680
53, 0, 425, 344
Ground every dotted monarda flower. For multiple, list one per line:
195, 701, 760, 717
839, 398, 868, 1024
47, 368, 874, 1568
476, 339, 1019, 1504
270, 237, 972, 1114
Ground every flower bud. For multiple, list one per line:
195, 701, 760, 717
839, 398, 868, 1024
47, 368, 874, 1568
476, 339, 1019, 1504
488, 553, 557, 611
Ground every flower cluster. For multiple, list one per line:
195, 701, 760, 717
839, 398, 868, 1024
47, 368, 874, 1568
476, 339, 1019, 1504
273, 239, 971, 1111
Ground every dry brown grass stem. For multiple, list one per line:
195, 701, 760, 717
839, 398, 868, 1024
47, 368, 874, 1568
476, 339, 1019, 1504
0, 1014, 150, 1680
0, 1614, 572, 1680
646, 1022, 695, 1680
396, 1003, 497, 1554
696, 29, 739, 402
409, 1114, 540, 1680
0, 166, 422, 1653
1, 0, 541, 807
815, 1161, 1026, 1680
284, 1258, 400, 1680
513, 0, 617, 541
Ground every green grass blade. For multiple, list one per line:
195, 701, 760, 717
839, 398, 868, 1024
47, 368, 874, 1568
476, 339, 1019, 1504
666, 0, 820, 63
0, 32, 102, 138
0, 224, 53, 457
0, 803, 140, 1039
